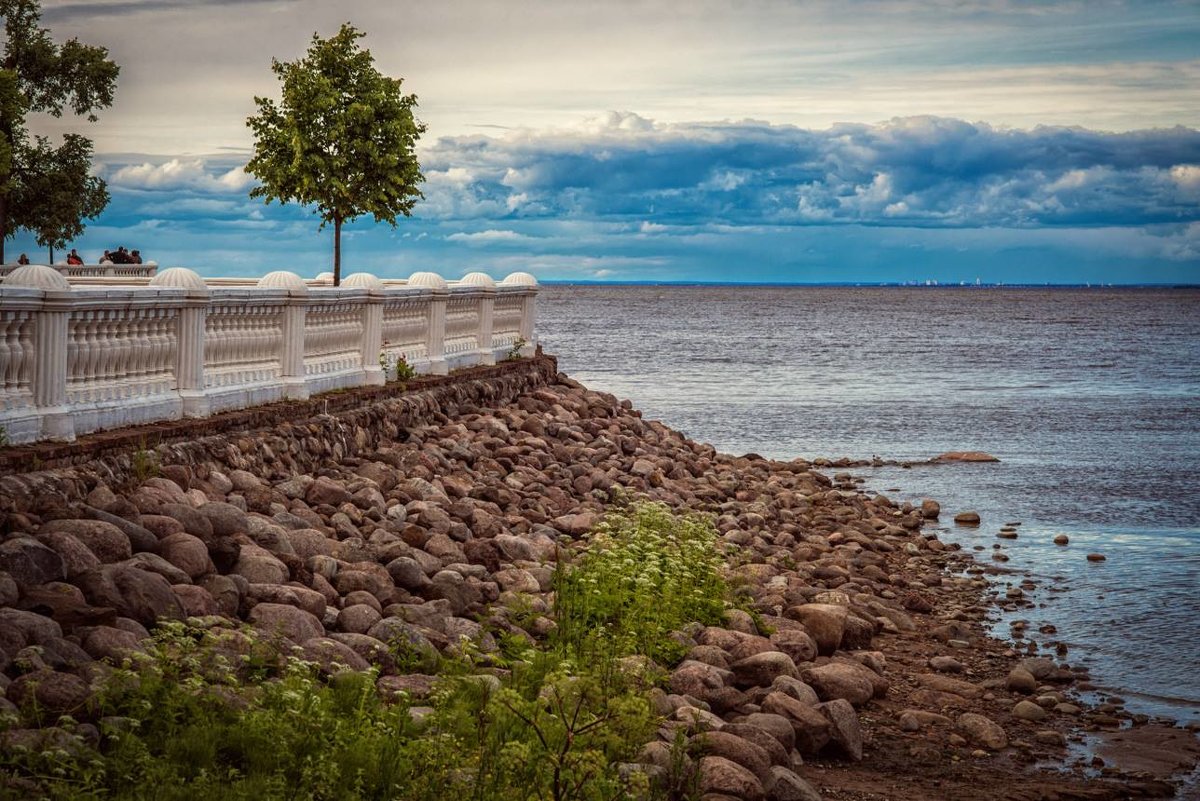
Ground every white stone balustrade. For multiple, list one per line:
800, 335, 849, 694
0, 262, 158, 279
0, 266, 538, 444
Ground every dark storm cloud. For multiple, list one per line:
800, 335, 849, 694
417, 114, 1200, 228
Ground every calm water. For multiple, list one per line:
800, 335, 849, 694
539, 285, 1200, 721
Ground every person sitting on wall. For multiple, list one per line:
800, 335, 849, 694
129, 249, 143, 264
66, 248, 83, 265
16, 253, 29, 265
99, 250, 113, 264
110, 247, 130, 264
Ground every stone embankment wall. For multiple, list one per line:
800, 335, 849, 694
0, 355, 558, 514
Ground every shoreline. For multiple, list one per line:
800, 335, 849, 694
1, 358, 1197, 798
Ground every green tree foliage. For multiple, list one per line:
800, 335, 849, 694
19, 133, 107, 260
0, 0, 118, 262
246, 23, 425, 285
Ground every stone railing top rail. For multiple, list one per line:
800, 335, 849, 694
0, 261, 158, 278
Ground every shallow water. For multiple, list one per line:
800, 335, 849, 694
539, 284, 1200, 722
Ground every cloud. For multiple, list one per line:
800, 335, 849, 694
445, 229, 532, 244
108, 158, 256, 193
419, 115, 1200, 229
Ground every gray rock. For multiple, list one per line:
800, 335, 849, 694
731, 651, 801, 689
248, 602, 324, 643
767, 766, 823, 801
698, 756, 765, 801
816, 699, 862, 761
957, 712, 1008, 751
0, 537, 66, 588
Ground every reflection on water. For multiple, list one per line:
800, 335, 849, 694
540, 285, 1200, 720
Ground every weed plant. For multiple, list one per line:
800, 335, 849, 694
553, 501, 727, 665
0, 502, 725, 800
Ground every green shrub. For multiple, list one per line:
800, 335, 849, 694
0, 502, 725, 801
553, 501, 727, 665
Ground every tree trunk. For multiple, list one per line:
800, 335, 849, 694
333, 216, 342, 286
49, 246, 54, 264
0, 192, 6, 264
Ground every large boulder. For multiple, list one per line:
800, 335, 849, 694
697, 756, 764, 801
34, 530, 100, 579
41, 519, 131, 564
305, 477, 353, 508
158, 533, 214, 580
0, 537, 66, 588
769, 629, 818, 664
718, 723, 791, 767
6, 670, 90, 716
231, 545, 289, 585
74, 564, 184, 626
248, 603, 324, 644
802, 662, 880, 706
690, 731, 773, 786
816, 699, 863, 761
786, 604, 847, 656
761, 691, 830, 754
198, 502, 250, 537
731, 651, 801, 689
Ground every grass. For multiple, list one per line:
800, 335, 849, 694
0, 501, 727, 801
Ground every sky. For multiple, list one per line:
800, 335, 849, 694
8, 0, 1200, 284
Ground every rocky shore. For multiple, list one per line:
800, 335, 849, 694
0, 355, 1195, 799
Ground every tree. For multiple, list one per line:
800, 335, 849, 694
246, 23, 425, 286
0, 0, 118, 262
21, 133, 108, 261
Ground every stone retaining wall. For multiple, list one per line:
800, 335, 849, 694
0, 354, 558, 519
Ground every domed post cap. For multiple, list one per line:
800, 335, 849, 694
257, 270, 309, 295
459, 272, 497, 288
408, 271, 449, 290
501, 272, 538, 287
150, 267, 208, 290
3, 264, 71, 290
342, 272, 385, 290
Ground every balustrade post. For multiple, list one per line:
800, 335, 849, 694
478, 290, 495, 365
258, 271, 310, 400
427, 288, 448, 375
343, 274, 387, 386
409, 272, 449, 375
280, 295, 309, 399
35, 291, 74, 440
4, 266, 75, 441
500, 272, 538, 356
460, 273, 497, 366
150, 268, 210, 417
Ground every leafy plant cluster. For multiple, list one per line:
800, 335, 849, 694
0, 503, 727, 800
379, 345, 417, 383
553, 501, 728, 666
506, 337, 528, 361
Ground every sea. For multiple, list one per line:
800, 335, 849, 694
537, 284, 1200, 724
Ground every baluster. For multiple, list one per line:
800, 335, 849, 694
17, 315, 32, 395
80, 313, 97, 403
0, 316, 11, 398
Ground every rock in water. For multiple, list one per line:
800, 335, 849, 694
953, 511, 981, 525
933, 451, 1000, 463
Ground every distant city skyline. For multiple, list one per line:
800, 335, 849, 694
9, 0, 1200, 283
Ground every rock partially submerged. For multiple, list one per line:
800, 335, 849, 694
932, 451, 1000, 463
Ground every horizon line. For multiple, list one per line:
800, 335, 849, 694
538, 280, 1200, 288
